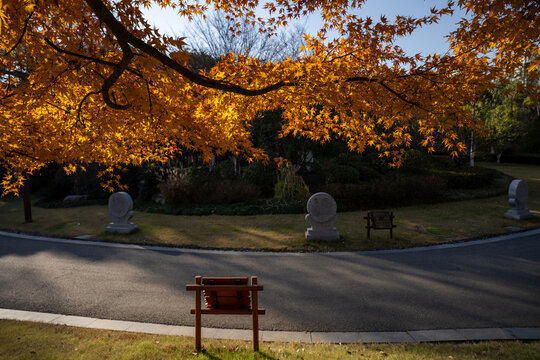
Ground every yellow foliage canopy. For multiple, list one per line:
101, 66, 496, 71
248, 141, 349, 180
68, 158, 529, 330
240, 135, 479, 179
0, 0, 538, 194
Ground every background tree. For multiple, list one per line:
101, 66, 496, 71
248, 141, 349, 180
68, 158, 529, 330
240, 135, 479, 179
481, 79, 537, 162
184, 11, 305, 62
0, 0, 538, 197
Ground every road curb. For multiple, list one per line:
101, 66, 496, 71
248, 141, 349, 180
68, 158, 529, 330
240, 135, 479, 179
1, 308, 539, 343
1, 228, 539, 256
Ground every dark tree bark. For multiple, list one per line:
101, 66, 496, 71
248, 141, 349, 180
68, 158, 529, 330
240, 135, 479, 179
23, 179, 32, 223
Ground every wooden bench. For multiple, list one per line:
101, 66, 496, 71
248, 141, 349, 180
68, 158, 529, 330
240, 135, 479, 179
186, 276, 265, 351
364, 211, 396, 239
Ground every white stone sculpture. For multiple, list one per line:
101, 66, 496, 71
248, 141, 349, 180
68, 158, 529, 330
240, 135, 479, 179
106, 192, 138, 234
305, 192, 339, 241
504, 179, 533, 220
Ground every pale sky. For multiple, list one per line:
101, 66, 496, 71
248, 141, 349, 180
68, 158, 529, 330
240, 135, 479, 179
142, 0, 469, 56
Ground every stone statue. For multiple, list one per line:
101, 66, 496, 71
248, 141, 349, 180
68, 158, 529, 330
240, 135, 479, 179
106, 192, 138, 234
305, 192, 339, 241
504, 179, 533, 220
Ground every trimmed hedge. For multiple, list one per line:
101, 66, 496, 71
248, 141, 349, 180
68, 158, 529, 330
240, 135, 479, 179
137, 201, 305, 216
191, 179, 261, 204
499, 153, 540, 165
326, 165, 360, 184
356, 165, 382, 182
431, 167, 499, 189
324, 174, 448, 209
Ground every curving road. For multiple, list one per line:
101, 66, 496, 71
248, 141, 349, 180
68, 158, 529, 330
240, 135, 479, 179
0, 230, 539, 332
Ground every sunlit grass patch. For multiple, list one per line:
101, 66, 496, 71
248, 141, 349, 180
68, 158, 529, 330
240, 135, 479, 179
0, 320, 539, 360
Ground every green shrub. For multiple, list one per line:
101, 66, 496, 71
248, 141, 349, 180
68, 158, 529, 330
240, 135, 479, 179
400, 149, 431, 173
336, 153, 368, 169
138, 199, 307, 216
158, 176, 191, 204
209, 179, 261, 204
297, 162, 327, 190
429, 155, 457, 169
213, 159, 237, 179
156, 167, 191, 204
355, 165, 382, 182
274, 166, 310, 204
190, 179, 260, 204
385, 174, 448, 202
327, 165, 360, 184
185, 166, 214, 184
324, 174, 447, 209
241, 161, 278, 197
499, 153, 540, 165
433, 166, 498, 189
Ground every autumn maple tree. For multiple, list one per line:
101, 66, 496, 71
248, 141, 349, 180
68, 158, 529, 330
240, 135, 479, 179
0, 0, 538, 196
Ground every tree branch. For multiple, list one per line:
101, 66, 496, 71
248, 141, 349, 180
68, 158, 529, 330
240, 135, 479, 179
345, 76, 430, 112
79, 0, 438, 113
77, 91, 100, 126
3, 10, 34, 57
45, 101, 71, 114
83, 0, 295, 96
377, 81, 429, 112
145, 79, 152, 111
44, 38, 143, 78
100, 42, 133, 109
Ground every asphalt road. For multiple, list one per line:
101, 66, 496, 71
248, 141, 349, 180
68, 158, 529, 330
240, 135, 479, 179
0, 231, 539, 332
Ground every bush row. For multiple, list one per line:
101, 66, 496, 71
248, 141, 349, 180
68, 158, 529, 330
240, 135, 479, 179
322, 174, 448, 210
138, 201, 306, 216
159, 177, 261, 205
476, 152, 540, 165
431, 167, 499, 189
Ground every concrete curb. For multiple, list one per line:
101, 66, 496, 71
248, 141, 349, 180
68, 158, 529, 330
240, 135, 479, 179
2, 308, 539, 343
1, 228, 539, 257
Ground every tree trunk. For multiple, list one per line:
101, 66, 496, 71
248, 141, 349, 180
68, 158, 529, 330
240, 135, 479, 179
23, 179, 32, 223
469, 131, 475, 167
496, 152, 502, 164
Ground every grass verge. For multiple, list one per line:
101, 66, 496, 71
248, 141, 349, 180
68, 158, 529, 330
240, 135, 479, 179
1, 320, 539, 360
0, 163, 538, 251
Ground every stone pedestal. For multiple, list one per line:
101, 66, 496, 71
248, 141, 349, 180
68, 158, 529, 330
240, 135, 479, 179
504, 179, 533, 220
106, 192, 138, 234
305, 192, 339, 241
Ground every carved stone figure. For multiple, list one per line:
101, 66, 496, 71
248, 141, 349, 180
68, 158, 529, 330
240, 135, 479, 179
305, 192, 340, 241
106, 192, 138, 234
504, 179, 533, 220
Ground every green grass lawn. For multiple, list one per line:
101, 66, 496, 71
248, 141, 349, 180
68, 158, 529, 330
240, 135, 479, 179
0, 163, 538, 251
1, 320, 539, 360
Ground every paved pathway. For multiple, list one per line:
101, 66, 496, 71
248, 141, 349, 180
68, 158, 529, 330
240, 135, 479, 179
1, 229, 539, 341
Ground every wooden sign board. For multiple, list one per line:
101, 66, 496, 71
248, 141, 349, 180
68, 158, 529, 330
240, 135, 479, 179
370, 212, 394, 229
